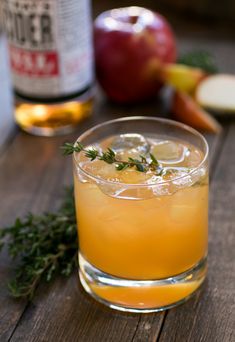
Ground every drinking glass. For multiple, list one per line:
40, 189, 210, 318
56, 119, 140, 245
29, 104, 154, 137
73, 117, 209, 312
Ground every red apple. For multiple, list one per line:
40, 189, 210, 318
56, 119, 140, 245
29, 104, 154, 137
94, 6, 177, 103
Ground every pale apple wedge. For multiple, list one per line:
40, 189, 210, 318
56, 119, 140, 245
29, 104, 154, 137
161, 64, 206, 94
172, 91, 222, 133
196, 74, 235, 113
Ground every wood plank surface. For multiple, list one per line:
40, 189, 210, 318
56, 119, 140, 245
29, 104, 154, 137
0, 1, 235, 341
0, 104, 166, 342
158, 123, 235, 342
0, 97, 224, 342
0, 134, 72, 341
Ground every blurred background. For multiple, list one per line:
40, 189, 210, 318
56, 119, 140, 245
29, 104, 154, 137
93, 0, 235, 21
92, 0, 235, 70
0, 0, 235, 145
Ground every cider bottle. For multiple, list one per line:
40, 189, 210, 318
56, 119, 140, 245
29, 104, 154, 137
3, 0, 94, 136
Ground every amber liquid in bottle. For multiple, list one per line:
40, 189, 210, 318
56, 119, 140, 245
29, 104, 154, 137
15, 90, 93, 136
4, 0, 94, 136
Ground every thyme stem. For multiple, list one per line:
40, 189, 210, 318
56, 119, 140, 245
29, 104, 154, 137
62, 142, 163, 175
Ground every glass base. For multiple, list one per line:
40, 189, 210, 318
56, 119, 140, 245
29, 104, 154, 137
79, 254, 207, 313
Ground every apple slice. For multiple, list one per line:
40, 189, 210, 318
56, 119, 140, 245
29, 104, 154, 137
172, 91, 222, 133
196, 74, 235, 113
161, 64, 206, 94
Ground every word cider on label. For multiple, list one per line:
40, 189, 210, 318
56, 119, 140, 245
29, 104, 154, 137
4, 0, 57, 76
3, 0, 93, 97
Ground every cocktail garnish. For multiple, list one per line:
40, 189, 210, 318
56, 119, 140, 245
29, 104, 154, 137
62, 142, 163, 175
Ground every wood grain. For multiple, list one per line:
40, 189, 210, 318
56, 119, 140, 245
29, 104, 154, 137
0, 105, 223, 342
158, 123, 235, 342
0, 134, 74, 341
2, 97, 168, 342
0, 1, 234, 340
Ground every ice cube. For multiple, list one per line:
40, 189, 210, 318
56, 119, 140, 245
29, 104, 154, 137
162, 167, 191, 180
81, 160, 121, 182
190, 166, 208, 186
168, 166, 207, 189
75, 167, 90, 184
150, 140, 186, 165
98, 182, 129, 198
115, 168, 160, 185
79, 158, 163, 199
160, 167, 194, 192
75, 143, 103, 163
111, 134, 150, 156
98, 179, 157, 200
152, 183, 174, 196
185, 149, 203, 168
79, 158, 160, 185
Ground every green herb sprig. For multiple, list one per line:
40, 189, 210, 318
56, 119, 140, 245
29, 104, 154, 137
0, 187, 77, 299
178, 50, 218, 74
62, 142, 163, 175
0, 143, 161, 300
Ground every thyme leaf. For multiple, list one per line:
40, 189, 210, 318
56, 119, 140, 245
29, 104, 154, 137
0, 187, 77, 299
62, 142, 163, 176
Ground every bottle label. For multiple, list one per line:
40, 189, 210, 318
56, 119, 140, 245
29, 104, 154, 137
3, 0, 93, 98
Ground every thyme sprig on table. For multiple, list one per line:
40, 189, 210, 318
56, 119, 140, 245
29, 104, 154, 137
0, 187, 77, 299
62, 142, 163, 175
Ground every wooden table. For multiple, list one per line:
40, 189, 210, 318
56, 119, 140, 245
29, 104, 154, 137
1, 2, 235, 341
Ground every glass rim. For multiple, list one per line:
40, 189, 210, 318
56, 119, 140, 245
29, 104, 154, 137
73, 116, 209, 188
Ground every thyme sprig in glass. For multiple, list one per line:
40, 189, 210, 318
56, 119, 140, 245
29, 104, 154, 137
62, 142, 163, 175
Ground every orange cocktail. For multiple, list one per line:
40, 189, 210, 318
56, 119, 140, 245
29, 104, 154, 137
73, 117, 209, 312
